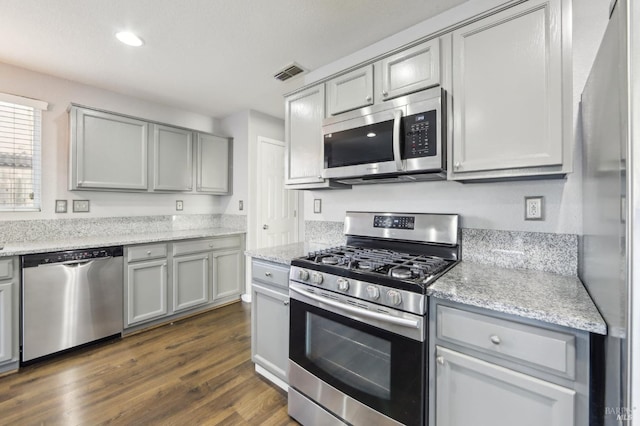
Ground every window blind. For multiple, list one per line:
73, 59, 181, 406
0, 93, 47, 211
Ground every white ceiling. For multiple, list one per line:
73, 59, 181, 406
0, 0, 466, 119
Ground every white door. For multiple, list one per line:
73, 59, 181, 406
257, 137, 298, 248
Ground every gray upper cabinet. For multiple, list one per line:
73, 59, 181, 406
152, 124, 193, 191
69, 105, 232, 194
285, 85, 326, 188
378, 39, 440, 101
326, 65, 374, 116
69, 106, 148, 190
196, 133, 231, 194
450, 0, 569, 180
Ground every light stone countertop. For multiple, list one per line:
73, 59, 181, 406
245, 244, 607, 335
245, 241, 334, 265
429, 262, 607, 335
0, 227, 245, 257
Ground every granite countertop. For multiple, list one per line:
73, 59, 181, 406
246, 243, 607, 335
0, 227, 246, 257
245, 241, 334, 265
429, 262, 607, 335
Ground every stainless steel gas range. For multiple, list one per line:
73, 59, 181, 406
288, 211, 460, 426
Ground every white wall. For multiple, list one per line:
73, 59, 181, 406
301, 0, 610, 235
0, 61, 225, 221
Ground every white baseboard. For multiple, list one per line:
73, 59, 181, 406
255, 364, 288, 392
241, 293, 252, 303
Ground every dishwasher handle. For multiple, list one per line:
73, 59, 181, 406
36, 256, 114, 267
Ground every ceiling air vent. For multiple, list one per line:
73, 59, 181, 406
274, 63, 306, 82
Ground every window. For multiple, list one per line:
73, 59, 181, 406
0, 93, 47, 211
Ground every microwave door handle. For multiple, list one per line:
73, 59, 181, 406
393, 109, 403, 171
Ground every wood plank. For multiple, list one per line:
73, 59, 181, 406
0, 302, 298, 425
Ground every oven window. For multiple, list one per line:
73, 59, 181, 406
324, 120, 394, 168
306, 313, 391, 399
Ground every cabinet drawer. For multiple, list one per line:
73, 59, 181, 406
252, 260, 289, 290
173, 236, 241, 256
0, 258, 13, 280
436, 305, 575, 378
127, 244, 168, 262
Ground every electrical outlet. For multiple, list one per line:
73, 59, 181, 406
239, 200, 243, 211
525, 196, 544, 220
176, 200, 184, 211
72, 200, 90, 213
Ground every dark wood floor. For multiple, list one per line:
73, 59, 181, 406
0, 301, 298, 425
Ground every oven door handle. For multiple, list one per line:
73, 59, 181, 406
392, 109, 404, 172
290, 285, 420, 329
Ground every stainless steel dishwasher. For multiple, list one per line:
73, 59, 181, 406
21, 246, 124, 362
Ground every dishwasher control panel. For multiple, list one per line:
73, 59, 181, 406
22, 245, 123, 268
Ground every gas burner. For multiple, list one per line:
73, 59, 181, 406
357, 261, 374, 270
321, 256, 339, 265
391, 267, 412, 279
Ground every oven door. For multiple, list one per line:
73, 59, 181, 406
289, 283, 425, 426
322, 107, 405, 179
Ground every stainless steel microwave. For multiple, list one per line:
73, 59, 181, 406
321, 87, 445, 184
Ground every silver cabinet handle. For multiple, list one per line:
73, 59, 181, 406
437, 356, 445, 365
382, 90, 389, 97
490, 335, 501, 345
284, 300, 289, 306
454, 162, 461, 170
264, 272, 272, 277
146, 250, 152, 255
263, 224, 269, 230
366, 96, 372, 102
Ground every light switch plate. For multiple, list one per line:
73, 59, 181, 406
72, 200, 90, 213
55, 199, 67, 213
525, 196, 544, 220
313, 198, 322, 214
176, 200, 184, 211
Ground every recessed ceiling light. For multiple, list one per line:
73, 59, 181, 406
115, 31, 144, 47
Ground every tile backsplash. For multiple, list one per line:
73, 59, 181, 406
305, 220, 578, 276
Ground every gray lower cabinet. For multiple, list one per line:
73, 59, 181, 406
172, 253, 209, 312
0, 257, 18, 372
125, 244, 169, 326
69, 106, 149, 191
430, 299, 588, 426
211, 249, 243, 300
251, 259, 290, 390
125, 235, 244, 331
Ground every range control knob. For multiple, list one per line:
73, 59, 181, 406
387, 290, 402, 306
366, 285, 380, 300
337, 278, 350, 292
311, 271, 324, 285
298, 269, 310, 281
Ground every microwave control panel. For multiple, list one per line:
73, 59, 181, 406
404, 110, 437, 158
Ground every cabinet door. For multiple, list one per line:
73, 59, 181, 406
435, 346, 575, 426
251, 283, 289, 382
196, 133, 230, 194
285, 85, 325, 185
451, 0, 563, 176
173, 253, 209, 312
71, 107, 148, 190
379, 39, 440, 101
126, 259, 168, 326
152, 124, 193, 191
326, 65, 374, 115
0, 282, 13, 363
211, 249, 243, 301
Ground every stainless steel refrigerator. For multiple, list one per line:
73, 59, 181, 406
580, 0, 639, 424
